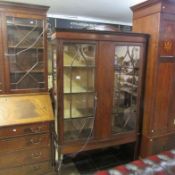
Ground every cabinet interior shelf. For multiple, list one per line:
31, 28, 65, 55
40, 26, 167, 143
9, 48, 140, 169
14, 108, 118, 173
10, 70, 44, 73
115, 72, 139, 76
64, 115, 94, 120
122, 82, 138, 88
118, 88, 137, 96
64, 91, 95, 94
8, 46, 44, 50
64, 65, 95, 68
7, 23, 42, 29
114, 66, 139, 70
112, 126, 134, 133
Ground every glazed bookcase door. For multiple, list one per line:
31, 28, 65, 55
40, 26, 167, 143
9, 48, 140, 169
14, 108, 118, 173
5, 16, 47, 92
63, 42, 96, 142
112, 44, 141, 134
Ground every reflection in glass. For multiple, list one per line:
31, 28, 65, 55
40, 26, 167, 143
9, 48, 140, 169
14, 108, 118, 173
6, 16, 45, 90
64, 118, 94, 141
63, 43, 96, 141
112, 45, 140, 134
64, 94, 94, 119
64, 68, 95, 93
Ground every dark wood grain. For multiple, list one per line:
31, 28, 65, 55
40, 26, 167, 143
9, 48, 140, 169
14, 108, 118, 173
132, 0, 175, 157
95, 41, 114, 139
0, 133, 50, 153
140, 133, 175, 158
0, 161, 54, 175
0, 147, 51, 169
0, 122, 50, 139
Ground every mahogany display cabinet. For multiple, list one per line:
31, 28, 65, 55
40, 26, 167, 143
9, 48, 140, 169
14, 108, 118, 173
51, 29, 149, 159
131, 0, 175, 157
0, 2, 54, 174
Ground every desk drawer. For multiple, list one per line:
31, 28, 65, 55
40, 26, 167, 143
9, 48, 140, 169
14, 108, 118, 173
0, 123, 50, 138
0, 133, 50, 153
0, 147, 51, 169
0, 161, 54, 175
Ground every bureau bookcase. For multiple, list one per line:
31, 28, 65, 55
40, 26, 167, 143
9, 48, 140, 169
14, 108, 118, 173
0, 2, 54, 174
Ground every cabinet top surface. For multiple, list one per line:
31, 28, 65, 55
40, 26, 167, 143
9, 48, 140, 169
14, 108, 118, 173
0, 1, 49, 11
52, 28, 149, 41
131, 0, 175, 11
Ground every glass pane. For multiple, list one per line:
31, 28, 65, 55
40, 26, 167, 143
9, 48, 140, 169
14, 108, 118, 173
64, 94, 94, 119
6, 16, 45, 90
112, 45, 140, 134
7, 16, 42, 27
64, 44, 96, 66
64, 67, 95, 93
63, 43, 96, 142
64, 118, 94, 141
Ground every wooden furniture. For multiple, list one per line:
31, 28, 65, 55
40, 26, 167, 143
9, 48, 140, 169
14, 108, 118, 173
0, 2, 55, 174
0, 1, 48, 94
131, 0, 175, 157
0, 95, 55, 175
51, 29, 148, 159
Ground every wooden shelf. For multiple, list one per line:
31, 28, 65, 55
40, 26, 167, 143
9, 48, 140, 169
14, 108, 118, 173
119, 87, 137, 96
122, 82, 137, 88
64, 115, 94, 120
7, 22, 42, 29
114, 65, 139, 70
10, 70, 44, 73
64, 65, 95, 68
8, 46, 44, 50
64, 91, 95, 94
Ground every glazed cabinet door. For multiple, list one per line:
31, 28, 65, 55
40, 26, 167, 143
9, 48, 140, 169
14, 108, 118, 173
4, 15, 47, 93
112, 43, 144, 135
56, 41, 97, 143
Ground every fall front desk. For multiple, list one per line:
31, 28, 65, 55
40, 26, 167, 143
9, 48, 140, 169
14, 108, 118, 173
0, 93, 54, 174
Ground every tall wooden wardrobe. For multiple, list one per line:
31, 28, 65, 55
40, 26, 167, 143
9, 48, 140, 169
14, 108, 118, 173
131, 0, 175, 157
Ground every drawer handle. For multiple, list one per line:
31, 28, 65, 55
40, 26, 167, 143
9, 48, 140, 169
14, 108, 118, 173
30, 137, 42, 144
32, 152, 42, 159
